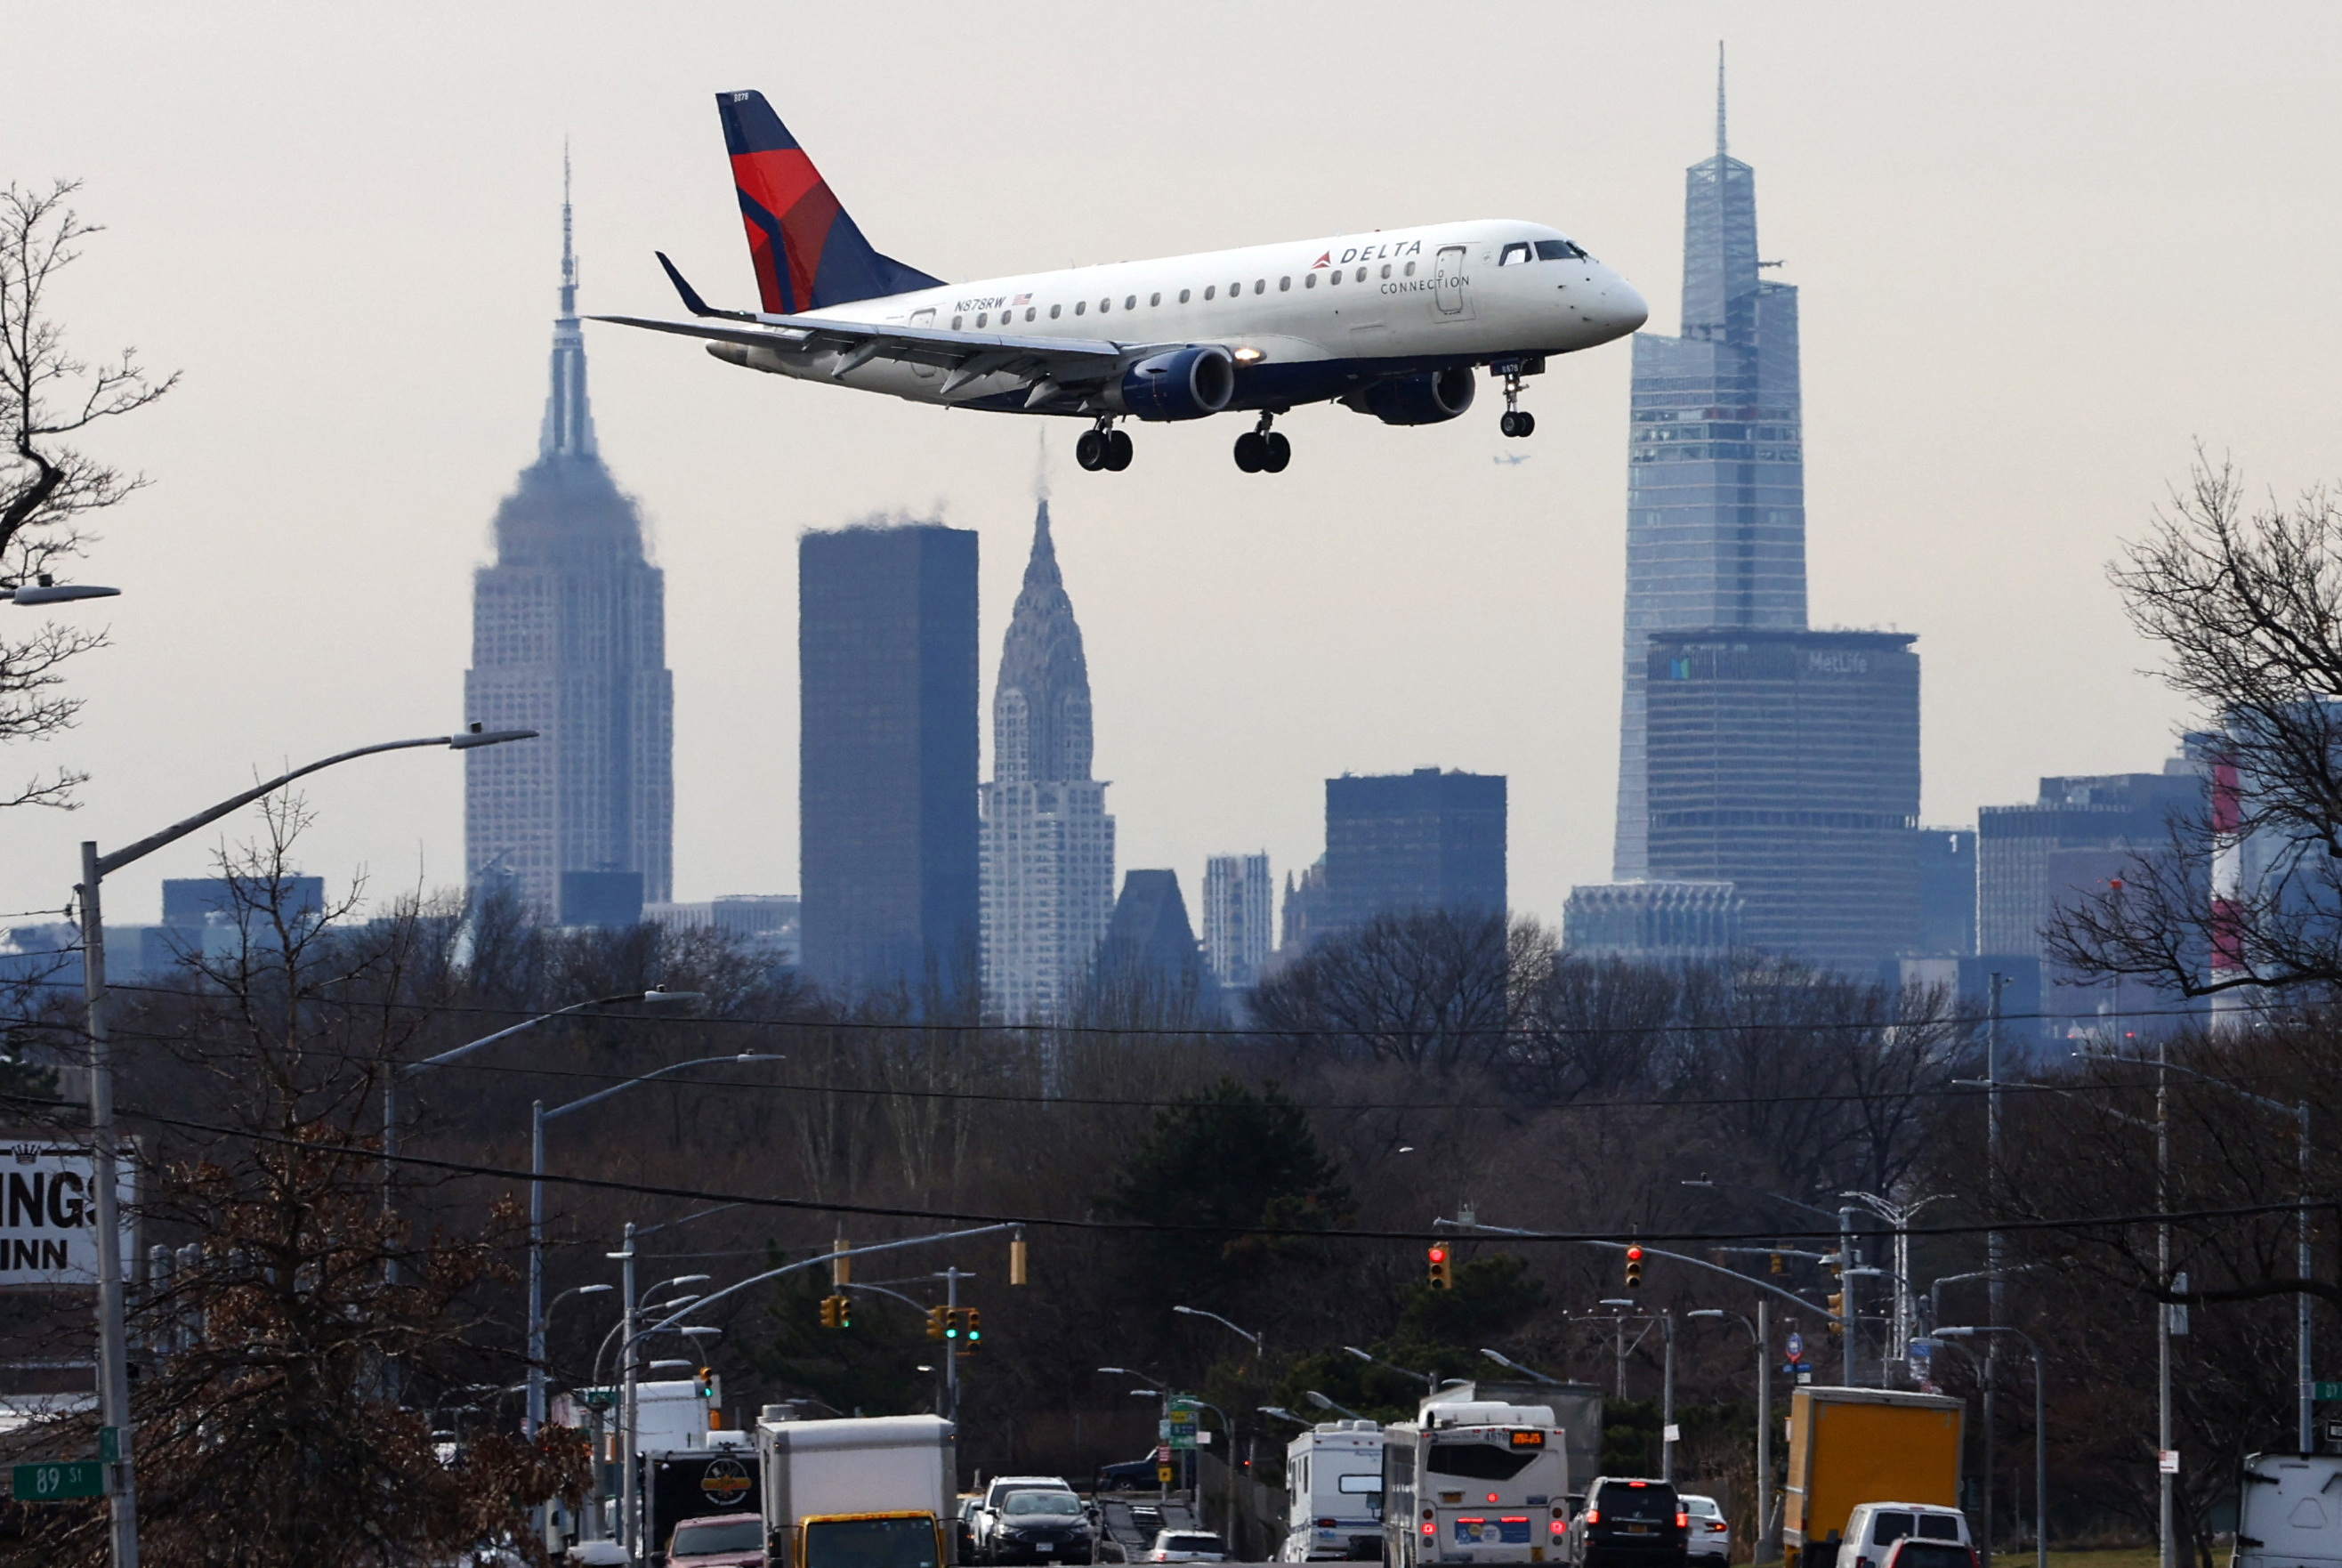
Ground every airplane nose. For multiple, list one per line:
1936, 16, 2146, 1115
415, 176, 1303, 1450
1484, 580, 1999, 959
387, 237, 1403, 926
1601, 271, 1650, 337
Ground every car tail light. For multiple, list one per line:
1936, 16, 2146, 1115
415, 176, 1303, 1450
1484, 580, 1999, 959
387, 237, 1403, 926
1586, 1510, 1600, 1525
1676, 1513, 1689, 1528
1488, 1494, 1500, 1504
1709, 1522, 1728, 1532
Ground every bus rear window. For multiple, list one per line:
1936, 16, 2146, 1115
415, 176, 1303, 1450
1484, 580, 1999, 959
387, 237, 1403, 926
1427, 1444, 1540, 1482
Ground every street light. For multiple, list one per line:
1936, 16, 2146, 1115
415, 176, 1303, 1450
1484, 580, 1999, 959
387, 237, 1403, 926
1688, 1307, 1775, 1553
1937, 1327, 2047, 1568
1305, 1390, 1368, 1422
529, 1052, 772, 1435
70, 723, 535, 1568
2, 575, 119, 604
1173, 1304, 1265, 1359
1259, 1406, 1311, 1427
1345, 1345, 1437, 1395
1478, 1348, 1562, 1385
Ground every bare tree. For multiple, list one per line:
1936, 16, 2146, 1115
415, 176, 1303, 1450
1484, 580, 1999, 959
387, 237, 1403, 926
0, 179, 175, 807
2049, 457, 2342, 996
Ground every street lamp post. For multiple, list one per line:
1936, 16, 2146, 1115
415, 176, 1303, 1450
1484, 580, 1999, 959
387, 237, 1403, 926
1936, 1328, 2047, 1568
1174, 1304, 1264, 1360
1345, 1344, 1437, 1396
1689, 1304, 1773, 1551
72, 724, 534, 1568
528, 1052, 767, 1436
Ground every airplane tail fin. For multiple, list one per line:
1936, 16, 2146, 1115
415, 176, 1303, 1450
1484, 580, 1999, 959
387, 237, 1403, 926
715, 91, 943, 314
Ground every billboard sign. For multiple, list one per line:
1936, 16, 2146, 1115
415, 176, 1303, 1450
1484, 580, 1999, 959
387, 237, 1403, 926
0, 1138, 135, 1289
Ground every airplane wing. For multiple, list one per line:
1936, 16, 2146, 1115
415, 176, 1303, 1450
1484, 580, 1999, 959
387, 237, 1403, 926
592, 253, 1136, 402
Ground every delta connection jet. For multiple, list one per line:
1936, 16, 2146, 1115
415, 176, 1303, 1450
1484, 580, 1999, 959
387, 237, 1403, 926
596, 91, 1648, 474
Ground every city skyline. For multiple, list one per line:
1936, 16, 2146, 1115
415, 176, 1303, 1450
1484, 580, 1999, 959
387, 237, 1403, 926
7, 8, 2318, 932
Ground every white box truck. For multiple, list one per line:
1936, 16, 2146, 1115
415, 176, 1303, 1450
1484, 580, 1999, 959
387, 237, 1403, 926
2235, 1452, 2342, 1568
756, 1410, 957, 1568
1282, 1419, 1386, 1562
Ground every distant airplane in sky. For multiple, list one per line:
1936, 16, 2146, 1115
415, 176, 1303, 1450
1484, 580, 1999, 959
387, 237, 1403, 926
596, 92, 1648, 475
1492, 452, 1535, 466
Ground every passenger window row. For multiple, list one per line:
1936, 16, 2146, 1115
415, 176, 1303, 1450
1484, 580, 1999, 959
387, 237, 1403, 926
944, 249, 1471, 330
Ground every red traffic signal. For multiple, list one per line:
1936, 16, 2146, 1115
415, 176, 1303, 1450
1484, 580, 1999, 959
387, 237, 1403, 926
1427, 1246, 1452, 1290
1624, 1246, 1644, 1290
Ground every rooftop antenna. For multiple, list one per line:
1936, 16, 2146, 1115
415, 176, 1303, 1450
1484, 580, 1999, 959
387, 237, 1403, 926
1716, 41, 1728, 162
560, 139, 578, 319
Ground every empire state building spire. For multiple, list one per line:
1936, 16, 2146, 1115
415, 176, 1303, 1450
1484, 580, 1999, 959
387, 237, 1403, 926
539, 147, 598, 462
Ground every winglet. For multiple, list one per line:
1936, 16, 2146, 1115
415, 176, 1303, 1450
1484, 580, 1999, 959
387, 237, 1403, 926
657, 250, 759, 322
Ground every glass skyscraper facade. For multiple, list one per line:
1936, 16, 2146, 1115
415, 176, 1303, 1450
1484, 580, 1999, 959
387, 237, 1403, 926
1321, 768, 1506, 937
465, 179, 674, 922
1614, 81, 1806, 879
799, 521, 981, 993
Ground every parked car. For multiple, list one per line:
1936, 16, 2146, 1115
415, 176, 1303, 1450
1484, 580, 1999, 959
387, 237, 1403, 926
1879, 1540, 1978, 1568
1571, 1478, 1688, 1568
1679, 1495, 1730, 1564
666, 1512, 767, 1568
1097, 1458, 1165, 1491
1146, 1532, 1228, 1564
1839, 1502, 1970, 1568
981, 1488, 1098, 1564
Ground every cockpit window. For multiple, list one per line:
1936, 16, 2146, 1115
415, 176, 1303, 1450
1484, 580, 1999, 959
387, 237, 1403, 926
1499, 241, 1532, 266
1536, 238, 1588, 261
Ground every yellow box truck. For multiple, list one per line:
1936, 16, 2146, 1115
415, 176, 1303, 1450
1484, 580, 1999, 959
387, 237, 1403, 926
1782, 1388, 1963, 1568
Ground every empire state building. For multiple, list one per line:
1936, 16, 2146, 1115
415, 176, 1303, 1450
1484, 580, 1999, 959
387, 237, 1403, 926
464, 174, 674, 922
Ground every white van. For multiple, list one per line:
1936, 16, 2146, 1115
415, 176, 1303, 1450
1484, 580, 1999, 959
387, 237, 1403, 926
1839, 1504, 1970, 1568
2235, 1453, 2342, 1568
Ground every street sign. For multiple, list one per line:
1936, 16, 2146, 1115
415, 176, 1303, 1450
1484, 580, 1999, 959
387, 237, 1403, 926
1165, 1405, 1199, 1451
1155, 1445, 1172, 1462
97, 1427, 118, 1465
12, 1461, 104, 1501
2158, 1450, 2180, 1475
1786, 1333, 1805, 1360
2314, 1382, 2342, 1402
1156, 1465, 1175, 1486
1796, 1370, 1813, 1385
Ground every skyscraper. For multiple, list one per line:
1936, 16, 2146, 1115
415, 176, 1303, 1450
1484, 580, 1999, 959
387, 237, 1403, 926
465, 169, 674, 923
1321, 769, 1506, 937
1643, 628, 1919, 969
800, 521, 980, 992
1614, 60, 1806, 878
1200, 853, 1273, 988
981, 502, 1114, 1022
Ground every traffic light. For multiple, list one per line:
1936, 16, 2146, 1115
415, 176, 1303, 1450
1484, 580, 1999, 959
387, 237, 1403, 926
943, 1307, 965, 1340
1826, 1291, 1845, 1334
1624, 1246, 1644, 1291
926, 1305, 949, 1340
963, 1309, 982, 1353
836, 1294, 854, 1330
1769, 1252, 1784, 1276
1427, 1246, 1452, 1290
820, 1296, 839, 1329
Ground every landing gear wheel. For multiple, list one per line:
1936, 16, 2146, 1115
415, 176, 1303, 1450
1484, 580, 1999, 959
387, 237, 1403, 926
1233, 432, 1266, 473
1262, 432, 1291, 473
1500, 411, 1522, 438
1498, 365, 1532, 436
1076, 429, 1108, 471
1104, 429, 1134, 471
1515, 409, 1535, 437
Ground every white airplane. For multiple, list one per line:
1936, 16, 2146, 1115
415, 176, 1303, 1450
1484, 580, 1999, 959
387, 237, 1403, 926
596, 91, 1649, 474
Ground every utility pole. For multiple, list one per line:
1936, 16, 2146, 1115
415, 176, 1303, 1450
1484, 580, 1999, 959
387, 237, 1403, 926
2157, 1035, 2174, 1568
77, 844, 135, 1568
616, 1224, 638, 1566
1839, 1208, 1858, 1386
1756, 1298, 1773, 1551
1985, 971, 2006, 1568
941, 1266, 972, 1424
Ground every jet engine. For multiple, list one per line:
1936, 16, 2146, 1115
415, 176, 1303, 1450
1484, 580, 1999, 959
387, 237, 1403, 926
1355, 366, 1476, 425
1119, 346, 1236, 421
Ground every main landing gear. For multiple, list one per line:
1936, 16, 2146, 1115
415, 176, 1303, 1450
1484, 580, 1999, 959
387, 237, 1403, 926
1498, 366, 1536, 438
1076, 421, 1133, 472
1232, 412, 1291, 473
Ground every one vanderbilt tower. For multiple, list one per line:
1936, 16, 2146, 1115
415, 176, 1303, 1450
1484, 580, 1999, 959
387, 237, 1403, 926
465, 168, 674, 923
1611, 58, 1807, 878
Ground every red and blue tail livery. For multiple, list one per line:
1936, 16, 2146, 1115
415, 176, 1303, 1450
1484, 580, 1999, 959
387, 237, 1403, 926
716, 90, 941, 314
595, 93, 1647, 474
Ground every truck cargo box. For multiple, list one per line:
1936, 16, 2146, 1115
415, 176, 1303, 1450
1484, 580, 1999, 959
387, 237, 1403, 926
1783, 1387, 1962, 1568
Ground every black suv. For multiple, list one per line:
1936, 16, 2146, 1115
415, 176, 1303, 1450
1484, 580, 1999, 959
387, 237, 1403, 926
1572, 1478, 1687, 1568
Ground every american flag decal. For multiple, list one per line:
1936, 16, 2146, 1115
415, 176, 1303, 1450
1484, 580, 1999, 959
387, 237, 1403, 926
1012, 293, 1031, 305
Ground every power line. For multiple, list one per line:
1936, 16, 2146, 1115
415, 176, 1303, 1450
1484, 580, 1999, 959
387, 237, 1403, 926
112, 1101, 2337, 1246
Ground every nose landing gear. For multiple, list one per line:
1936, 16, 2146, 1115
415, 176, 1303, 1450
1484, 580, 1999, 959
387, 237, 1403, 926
1076, 421, 1134, 472
1498, 366, 1536, 438
1232, 412, 1291, 474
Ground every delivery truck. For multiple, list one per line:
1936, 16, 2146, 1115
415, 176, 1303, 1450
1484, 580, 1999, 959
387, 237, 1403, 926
642, 1438, 762, 1564
756, 1410, 957, 1568
1782, 1388, 1962, 1568
2234, 1451, 2342, 1568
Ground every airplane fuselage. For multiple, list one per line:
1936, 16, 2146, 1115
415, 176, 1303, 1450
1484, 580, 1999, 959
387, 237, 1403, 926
708, 218, 1645, 416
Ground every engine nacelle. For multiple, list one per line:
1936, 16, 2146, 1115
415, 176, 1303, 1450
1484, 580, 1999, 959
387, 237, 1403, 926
1119, 346, 1236, 421
1357, 366, 1476, 425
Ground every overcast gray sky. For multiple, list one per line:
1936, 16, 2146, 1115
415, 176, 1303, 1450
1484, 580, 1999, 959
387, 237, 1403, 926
6, 1, 2338, 931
